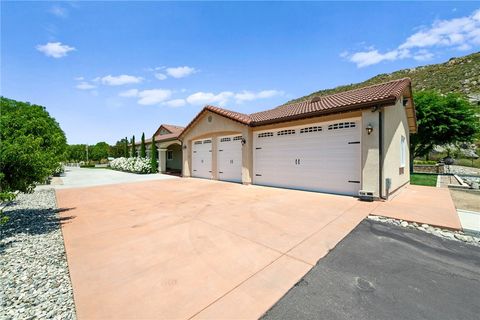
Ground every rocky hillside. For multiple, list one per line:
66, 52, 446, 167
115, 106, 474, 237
287, 52, 480, 105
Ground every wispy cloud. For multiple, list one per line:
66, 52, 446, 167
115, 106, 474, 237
99, 75, 143, 86
154, 73, 167, 80
76, 82, 96, 90
36, 42, 75, 58
343, 9, 480, 67
186, 91, 234, 106
163, 99, 186, 108
49, 5, 68, 18
119, 88, 172, 105
166, 66, 197, 78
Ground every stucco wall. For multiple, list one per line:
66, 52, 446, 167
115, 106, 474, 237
361, 109, 380, 197
181, 111, 252, 183
382, 97, 411, 196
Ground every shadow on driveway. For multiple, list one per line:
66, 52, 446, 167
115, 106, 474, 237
262, 219, 480, 320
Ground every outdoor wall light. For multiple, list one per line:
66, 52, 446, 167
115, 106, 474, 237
182, 145, 187, 150
366, 124, 374, 135
241, 138, 246, 145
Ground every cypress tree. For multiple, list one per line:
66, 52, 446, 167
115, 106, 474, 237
131, 135, 136, 157
150, 135, 158, 173
140, 132, 146, 158
124, 137, 128, 157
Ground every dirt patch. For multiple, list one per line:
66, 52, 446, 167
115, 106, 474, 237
450, 189, 480, 212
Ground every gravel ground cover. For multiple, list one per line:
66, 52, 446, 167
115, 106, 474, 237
0, 189, 76, 320
368, 214, 480, 246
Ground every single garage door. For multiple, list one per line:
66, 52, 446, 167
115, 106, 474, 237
253, 118, 361, 196
192, 138, 212, 179
217, 135, 242, 182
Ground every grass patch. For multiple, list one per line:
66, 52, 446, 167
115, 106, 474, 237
410, 173, 437, 187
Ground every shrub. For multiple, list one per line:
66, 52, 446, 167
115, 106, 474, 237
110, 157, 152, 174
140, 133, 146, 158
150, 135, 158, 173
131, 135, 136, 157
413, 160, 437, 165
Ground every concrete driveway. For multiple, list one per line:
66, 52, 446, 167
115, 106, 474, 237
56, 178, 378, 319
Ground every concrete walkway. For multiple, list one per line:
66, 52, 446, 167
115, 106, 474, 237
51, 166, 176, 189
371, 184, 461, 230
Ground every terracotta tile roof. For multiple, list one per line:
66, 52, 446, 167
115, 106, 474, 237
250, 78, 412, 125
161, 124, 184, 133
179, 78, 413, 138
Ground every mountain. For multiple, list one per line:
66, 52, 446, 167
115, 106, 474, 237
286, 52, 480, 105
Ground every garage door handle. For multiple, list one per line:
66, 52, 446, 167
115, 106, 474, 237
219, 171, 223, 174
348, 141, 360, 144
219, 149, 223, 152
255, 174, 262, 176
348, 180, 360, 183
255, 147, 262, 150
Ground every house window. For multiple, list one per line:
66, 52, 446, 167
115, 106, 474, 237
400, 135, 406, 169
300, 126, 322, 133
277, 129, 296, 136
167, 150, 173, 161
258, 132, 273, 138
327, 122, 356, 130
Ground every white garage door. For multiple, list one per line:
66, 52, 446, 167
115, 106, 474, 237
217, 135, 242, 182
192, 138, 212, 179
253, 118, 361, 196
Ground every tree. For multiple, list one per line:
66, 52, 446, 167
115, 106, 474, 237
150, 135, 158, 173
124, 137, 129, 157
66, 144, 87, 161
0, 97, 67, 194
131, 135, 136, 157
411, 91, 480, 164
109, 138, 128, 158
89, 142, 110, 161
140, 132, 146, 158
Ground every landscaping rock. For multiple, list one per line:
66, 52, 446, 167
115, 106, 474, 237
367, 215, 480, 247
0, 189, 76, 320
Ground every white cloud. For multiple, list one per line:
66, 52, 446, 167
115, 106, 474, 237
164, 99, 186, 108
234, 90, 284, 103
154, 73, 167, 80
100, 75, 143, 86
343, 9, 480, 67
137, 89, 172, 105
76, 82, 96, 90
49, 5, 68, 18
36, 42, 75, 58
119, 89, 139, 97
166, 66, 196, 78
186, 91, 234, 106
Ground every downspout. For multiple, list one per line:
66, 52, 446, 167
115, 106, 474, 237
378, 107, 384, 199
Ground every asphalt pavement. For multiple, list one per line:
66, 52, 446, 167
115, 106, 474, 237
262, 219, 480, 320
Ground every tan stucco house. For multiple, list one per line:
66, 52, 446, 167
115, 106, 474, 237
135, 124, 184, 174
179, 78, 417, 200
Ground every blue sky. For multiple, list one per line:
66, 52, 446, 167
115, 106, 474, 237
2, 1, 479, 144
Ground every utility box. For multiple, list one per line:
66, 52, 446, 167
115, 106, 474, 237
358, 190, 374, 202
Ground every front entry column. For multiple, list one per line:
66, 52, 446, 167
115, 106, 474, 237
159, 148, 167, 173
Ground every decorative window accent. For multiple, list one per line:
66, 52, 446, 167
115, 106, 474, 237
233, 136, 243, 141
300, 126, 322, 133
258, 132, 273, 138
167, 150, 173, 160
327, 122, 356, 130
400, 135, 406, 169
277, 129, 296, 136
203, 139, 212, 144
220, 137, 231, 142
194, 141, 202, 145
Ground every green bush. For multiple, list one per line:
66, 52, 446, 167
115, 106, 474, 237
0, 97, 67, 194
413, 160, 437, 165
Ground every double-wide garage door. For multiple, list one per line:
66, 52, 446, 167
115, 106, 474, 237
253, 118, 361, 196
191, 135, 242, 182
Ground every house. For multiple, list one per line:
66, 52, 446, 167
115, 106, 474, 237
179, 78, 417, 199
134, 124, 184, 174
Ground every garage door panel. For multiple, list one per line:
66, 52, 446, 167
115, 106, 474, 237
217, 135, 242, 182
253, 118, 361, 196
192, 139, 212, 179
